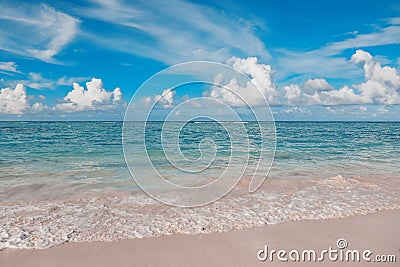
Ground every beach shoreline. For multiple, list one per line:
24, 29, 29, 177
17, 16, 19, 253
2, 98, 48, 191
1, 174, 399, 251
1, 209, 399, 266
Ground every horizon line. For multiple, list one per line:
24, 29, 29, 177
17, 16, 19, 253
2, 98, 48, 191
1, 120, 400, 123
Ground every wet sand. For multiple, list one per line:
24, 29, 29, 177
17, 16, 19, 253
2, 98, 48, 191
1, 209, 399, 267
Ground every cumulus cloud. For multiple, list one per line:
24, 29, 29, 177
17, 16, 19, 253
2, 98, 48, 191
0, 84, 29, 114
154, 88, 176, 108
302, 78, 333, 94
140, 88, 177, 109
351, 50, 400, 104
56, 78, 123, 112
31, 102, 48, 112
284, 82, 368, 105
1, 78, 124, 116
209, 57, 279, 107
0, 83, 51, 115
0, 3, 80, 62
284, 50, 400, 105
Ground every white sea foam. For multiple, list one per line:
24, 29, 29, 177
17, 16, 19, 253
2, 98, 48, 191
0, 174, 399, 250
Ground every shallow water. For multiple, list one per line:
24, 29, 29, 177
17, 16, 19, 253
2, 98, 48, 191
1, 121, 399, 192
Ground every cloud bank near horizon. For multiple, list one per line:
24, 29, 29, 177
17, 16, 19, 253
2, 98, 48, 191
0, 78, 123, 115
1, 49, 399, 118
140, 49, 400, 112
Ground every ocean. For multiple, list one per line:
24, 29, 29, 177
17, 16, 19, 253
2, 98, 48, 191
0, 121, 399, 249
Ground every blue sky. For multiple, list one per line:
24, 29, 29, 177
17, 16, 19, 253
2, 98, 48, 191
0, 0, 399, 120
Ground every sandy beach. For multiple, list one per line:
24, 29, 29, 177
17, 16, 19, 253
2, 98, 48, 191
1, 209, 398, 267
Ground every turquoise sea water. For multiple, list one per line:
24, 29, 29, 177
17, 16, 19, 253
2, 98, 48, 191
1, 121, 399, 249
0, 121, 399, 193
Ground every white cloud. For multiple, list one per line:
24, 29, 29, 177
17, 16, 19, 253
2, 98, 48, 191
0, 62, 19, 73
284, 50, 400, 106
0, 3, 80, 62
284, 83, 368, 106
209, 57, 279, 107
113, 88, 122, 103
77, 0, 269, 64
0, 84, 49, 114
0, 84, 28, 114
31, 102, 48, 112
141, 88, 178, 109
56, 78, 123, 112
154, 88, 176, 108
302, 78, 333, 94
351, 50, 400, 104
1, 78, 124, 116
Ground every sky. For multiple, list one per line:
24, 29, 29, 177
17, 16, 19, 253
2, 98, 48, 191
0, 0, 399, 121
